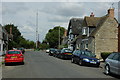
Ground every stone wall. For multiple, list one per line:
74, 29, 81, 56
95, 17, 118, 58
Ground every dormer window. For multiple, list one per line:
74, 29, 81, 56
82, 27, 87, 35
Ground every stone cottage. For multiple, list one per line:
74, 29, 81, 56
67, 8, 118, 58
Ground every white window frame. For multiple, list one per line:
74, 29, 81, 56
82, 27, 87, 35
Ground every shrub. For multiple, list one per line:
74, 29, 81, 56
101, 52, 112, 61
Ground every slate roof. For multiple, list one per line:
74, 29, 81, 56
89, 15, 109, 37
81, 14, 109, 37
82, 16, 101, 27
67, 18, 84, 35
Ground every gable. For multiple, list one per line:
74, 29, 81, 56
67, 18, 83, 35
89, 15, 109, 37
94, 17, 118, 38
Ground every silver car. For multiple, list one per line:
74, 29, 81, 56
105, 52, 120, 75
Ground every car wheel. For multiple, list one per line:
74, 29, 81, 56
71, 58, 74, 63
5, 63, 8, 66
60, 55, 62, 58
79, 59, 83, 66
105, 65, 110, 75
96, 64, 100, 67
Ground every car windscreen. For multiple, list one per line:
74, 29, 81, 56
50, 48, 55, 51
8, 51, 21, 54
64, 49, 72, 53
83, 51, 95, 57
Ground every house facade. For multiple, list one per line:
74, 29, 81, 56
0, 25, 8, 55
67, 8, 118, 58
84, 8, 118, 58
118, 24, 120, 52
67, 18, 83, 50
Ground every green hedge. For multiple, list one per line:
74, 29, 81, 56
101, 52, 112, 61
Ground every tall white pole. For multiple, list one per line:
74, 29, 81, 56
59, 26, 60, 49
36, 11, 38, 48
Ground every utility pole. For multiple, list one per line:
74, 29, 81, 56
59, 26, 60, 49
36, 11, 38, 48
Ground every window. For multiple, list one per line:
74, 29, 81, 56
70, 34, 74, 39
85, 44, 88, 49
89, 27, 96, 34
8, 51, 21, 54
73, 50, 76, 55
82, 27, 87, 35
112, 53, 119, 61
73, 50, 81, 56
118, 56, 120, 61
81, 51, 84, 55
76, 50, 81, 56
69, 29, 72, 34
107, 53, 116, 59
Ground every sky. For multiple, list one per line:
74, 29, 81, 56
1, 0, 120, 42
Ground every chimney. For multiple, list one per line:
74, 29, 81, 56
64, 30, 67, 37
10, 26, 12, 35
108, 8, 114, 18
90, 12, 94, 17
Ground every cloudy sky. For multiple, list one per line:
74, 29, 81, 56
1, 0, 119, 42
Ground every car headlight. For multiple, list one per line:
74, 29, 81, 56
51, 52, 53, 53
83, 58, 89, 62
97, 60, 100, 62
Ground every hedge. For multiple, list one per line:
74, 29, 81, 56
101, 52, 112, 61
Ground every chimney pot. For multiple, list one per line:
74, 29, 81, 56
108, 8, 114, 18
90, 12, 94, 17
10, 26, 12, 35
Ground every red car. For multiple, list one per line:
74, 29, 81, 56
5, 50, 24, 65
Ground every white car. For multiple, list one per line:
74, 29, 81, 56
46, 49, 49, 53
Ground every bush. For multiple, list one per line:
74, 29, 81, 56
101, 52, 112, 61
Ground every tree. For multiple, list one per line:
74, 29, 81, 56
4, 24, 36, 49
45, 26, 65, 48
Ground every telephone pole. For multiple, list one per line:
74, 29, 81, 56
36, 11, 38, 48
59, 26, 60, 49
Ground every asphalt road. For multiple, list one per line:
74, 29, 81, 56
2, 51, 119, 78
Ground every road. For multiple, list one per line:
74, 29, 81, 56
2, 51, 119, 78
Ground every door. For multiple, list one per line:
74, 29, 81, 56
110, 53, 119, 74
118, 55, 120, 75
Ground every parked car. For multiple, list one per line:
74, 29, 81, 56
58, 48, 72, 59
18, 48, 25, 54
46, 49, 50, 53
53, 49, 61, 57
49, 48, 57, 56
5, 50, 24, 65
104, 52, 120, 75
71, 50, 100, 67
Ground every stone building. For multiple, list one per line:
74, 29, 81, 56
87, 8, 118, 58
118, 24, 120, 52
67, 8, 118, 58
